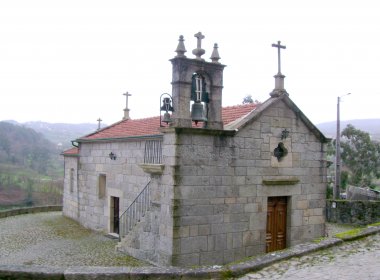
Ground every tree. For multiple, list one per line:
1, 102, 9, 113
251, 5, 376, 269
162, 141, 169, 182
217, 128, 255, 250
242, 95, 260, 104
340, 124, 380, 188
243, 95, 254, 104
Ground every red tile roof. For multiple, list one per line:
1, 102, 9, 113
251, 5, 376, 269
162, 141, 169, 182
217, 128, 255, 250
79, 103, 259, 141
221, 103, 258, 125
61, 147, 79, 156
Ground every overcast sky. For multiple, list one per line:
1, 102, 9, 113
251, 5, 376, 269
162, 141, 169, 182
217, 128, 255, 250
0, 0, 379, 126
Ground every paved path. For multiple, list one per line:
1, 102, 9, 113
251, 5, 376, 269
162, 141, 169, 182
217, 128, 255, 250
239, 233, 380, 280
0, 211, 149, 267
1, 211, 379, 279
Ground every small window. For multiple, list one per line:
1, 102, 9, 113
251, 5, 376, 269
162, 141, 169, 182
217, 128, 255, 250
98, 174, 106, 199
69, 168, 75, 193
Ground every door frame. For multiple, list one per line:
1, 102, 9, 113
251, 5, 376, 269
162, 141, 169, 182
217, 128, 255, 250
110, 196, 120, 234
266, 196, 288, 253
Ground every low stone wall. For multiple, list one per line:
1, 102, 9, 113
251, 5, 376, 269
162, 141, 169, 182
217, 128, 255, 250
0, 205, 62, 218
326, 200, 380, 225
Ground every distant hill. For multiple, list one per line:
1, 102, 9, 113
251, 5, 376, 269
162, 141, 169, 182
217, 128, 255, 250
4, 121, 102, 150
0, 122, 59, 175
316, 119, 380, 140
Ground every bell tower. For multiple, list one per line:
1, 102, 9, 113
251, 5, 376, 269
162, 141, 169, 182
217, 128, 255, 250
169, 32, 226, 129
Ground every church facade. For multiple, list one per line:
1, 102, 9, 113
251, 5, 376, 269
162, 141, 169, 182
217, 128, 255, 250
62, 33, 329, 266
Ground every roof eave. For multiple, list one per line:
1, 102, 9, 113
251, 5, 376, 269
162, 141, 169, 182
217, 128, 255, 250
76, 134, 163, 143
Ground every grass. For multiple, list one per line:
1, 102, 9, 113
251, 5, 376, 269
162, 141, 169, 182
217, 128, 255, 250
334, 222, 380, 239
334, 228, 363, 239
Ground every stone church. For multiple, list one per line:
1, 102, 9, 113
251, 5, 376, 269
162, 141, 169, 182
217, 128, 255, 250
62, 33, 329, 266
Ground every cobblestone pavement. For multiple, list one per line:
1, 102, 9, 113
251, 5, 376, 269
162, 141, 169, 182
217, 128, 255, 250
239, 233, 380, 280
0, 211, 149, 267
1, 211, 379, 279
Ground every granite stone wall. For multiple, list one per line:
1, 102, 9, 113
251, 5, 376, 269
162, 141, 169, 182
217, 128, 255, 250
64, 140, 154, 232
170, 100, 327, 266
63, 100, 328, 267
62, 156, 79, 220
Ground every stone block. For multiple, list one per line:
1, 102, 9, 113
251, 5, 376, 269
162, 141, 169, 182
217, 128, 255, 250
200, 251, 224, 265
223, 213, 249, 223
239, 185, 257, 197
249, 212, 266, 230
243, 230, 260, 246
215, 233, 227, 250
308, 215, 324, 225
174, 205, 214, 217
180, 236, 208, 254
296, 200, 308, 209
211, 222, 248, 234
198, 224, 211, 235
189, 225, 199, 236
173, 226, 189, 238
177, 214, 223, 226
172, 253, 200, 267
216, 186, 238, 198
245, 244, 265, 257
244, 203, 259, 213
232, 232, 243, 248
225, 197, 236, 204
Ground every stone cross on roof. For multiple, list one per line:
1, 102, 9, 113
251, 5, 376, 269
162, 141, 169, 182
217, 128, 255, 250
123, 91, 132, 110
123, 91, 132, 120
272, 41, 286, 74
97, 118, 102, 130
270, 41, 288, 98
192, 32, 206, 60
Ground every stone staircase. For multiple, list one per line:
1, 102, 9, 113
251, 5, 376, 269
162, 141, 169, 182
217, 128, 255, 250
118, 181, 151, 240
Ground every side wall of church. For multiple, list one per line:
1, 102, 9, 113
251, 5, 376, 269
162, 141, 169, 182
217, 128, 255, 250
68, 140, 151, 232
63, 156, 80, 220
171, 100, 327, 266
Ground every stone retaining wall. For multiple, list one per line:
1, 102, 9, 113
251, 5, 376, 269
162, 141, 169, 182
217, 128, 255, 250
326, 200, 380, 225
0, 205, 62, 218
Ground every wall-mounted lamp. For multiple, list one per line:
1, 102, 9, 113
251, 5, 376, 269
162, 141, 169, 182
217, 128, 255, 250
281, 129, 290, 140
109, 152, 117, 160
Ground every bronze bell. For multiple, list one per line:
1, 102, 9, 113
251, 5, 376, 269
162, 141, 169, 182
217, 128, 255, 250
162, 112, 172, 124
191, 102, 207, 124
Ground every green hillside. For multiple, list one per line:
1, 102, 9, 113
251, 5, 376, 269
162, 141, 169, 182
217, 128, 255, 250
0, 122, 63, 209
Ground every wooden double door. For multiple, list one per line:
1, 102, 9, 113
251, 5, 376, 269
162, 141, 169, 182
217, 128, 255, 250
266, 196, 287, 253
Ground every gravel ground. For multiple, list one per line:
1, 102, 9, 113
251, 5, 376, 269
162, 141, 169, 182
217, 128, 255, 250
0, 211, 150, 267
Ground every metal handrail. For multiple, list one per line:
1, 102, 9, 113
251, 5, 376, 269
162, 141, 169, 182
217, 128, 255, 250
119, 180, 151, 240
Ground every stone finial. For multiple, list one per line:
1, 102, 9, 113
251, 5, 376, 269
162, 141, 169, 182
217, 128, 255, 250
270, 74, 288, 97
175, 35, 187, 58
192, 32, 205, 60
210, 43, 221, 63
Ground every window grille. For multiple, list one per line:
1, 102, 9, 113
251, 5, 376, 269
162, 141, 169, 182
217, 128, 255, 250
144, 140, 162, 164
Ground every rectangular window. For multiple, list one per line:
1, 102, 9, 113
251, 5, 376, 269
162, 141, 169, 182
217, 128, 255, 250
98, 174, 106, 199
69, 168, 75, 193
144, 140, 162, 164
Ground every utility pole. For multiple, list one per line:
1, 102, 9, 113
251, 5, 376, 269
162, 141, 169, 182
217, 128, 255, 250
334, 93, 351, 199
